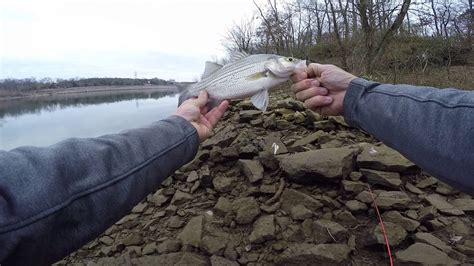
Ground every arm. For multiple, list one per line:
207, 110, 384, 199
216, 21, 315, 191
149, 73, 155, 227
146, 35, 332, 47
344, 78, 474, 192
0, 116, 199, 265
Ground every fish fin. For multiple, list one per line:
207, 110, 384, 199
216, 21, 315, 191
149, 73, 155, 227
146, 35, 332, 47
229, 51, 250, 63
245, 71, 267, 81
251, 89, 269, 112
207, 97, 222, 110
202, 61, 223, 79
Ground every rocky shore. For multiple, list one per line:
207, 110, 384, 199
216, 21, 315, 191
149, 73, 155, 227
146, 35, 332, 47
63, 86, 474, 265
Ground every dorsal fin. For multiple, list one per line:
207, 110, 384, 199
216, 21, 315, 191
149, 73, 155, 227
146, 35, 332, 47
229, 51, 250, 63
202, 61, 223, 79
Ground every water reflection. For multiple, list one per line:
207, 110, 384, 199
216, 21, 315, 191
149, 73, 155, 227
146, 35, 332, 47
0, 91, 179, 151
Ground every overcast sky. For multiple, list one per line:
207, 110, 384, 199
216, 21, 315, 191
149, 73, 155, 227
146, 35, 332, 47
0, 0, 256, 81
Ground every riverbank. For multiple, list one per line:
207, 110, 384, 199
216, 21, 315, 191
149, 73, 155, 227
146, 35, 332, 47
62, 85, 473, 265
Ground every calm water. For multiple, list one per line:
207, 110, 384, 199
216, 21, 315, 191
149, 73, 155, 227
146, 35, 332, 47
0, 91, 179, 151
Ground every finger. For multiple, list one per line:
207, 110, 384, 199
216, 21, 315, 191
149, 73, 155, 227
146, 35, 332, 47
290, 71, 307, 83
295, 87, 329, 102
205, 100, 229, 127
307, 63, 325, 78
200, 106, 208, 115
303, 95, 333, 110
291, 79, 320, 93
193, 90, 209, 108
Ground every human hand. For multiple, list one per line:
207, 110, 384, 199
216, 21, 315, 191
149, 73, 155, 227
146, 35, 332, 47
291, 63, 357, 116
175, 91, 229, 142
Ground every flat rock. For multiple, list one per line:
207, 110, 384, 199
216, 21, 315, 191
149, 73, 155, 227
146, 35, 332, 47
365, 222, 407, 247
276, 243, 351, 265
424, 194, 464, 216
150, 192, 170, 207
291, 130, 326, 147
122, 233, 142, 246
360, 168, 401, 189
416, 176, 438, 188
290, 204, 313, 220
450, 198, 474, 212
345, 200, 368, 212
396, 243, 459, 265
239, 159, 264, 183
342, 180, 367, 193
375, 191, 411, 209
357, 144, 416, 173
167, 216, 185, 229
232, 197, 261, 224
157, 240, 182, 254
201, 236, 226, 255
171, 190, 194, 205
405, 182, 424, 195
278, 146, 355, 183
249, 215, 276, 244
213, 197, 232, 217
177, 216, 203, 248
239, 110, 261, 122
355, 191, 373, 203
131, 252, 209, 266
212, 175, 236, 193
202, 125, 237, 148
210, 255, 239, 266
280, 188, 323, 213
413, 232, 452, 253
312, 219, 348, 243
186, 171, 199, 183
382, 210, 420, 232
260, 133, 288, 155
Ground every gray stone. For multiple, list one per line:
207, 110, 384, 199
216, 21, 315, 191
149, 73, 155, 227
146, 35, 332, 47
260, 184, 277, 194
396, 243, 459, 265
132, 252, 209, 266
291, 130, 326, 147
279, 146, 355, 182
418, 205, 437, 221
276, 243, 351, 264
345, 200, 368, 212
450, 198, 474, 212
260, 133, 288, 154
405, 182, 425, 195
239, 110, 262, 122
167, 216, 185, 229
232, 197, 261, 224
281, 224, 304, 242
456, 245, 474, 255
375, 191, 411, 209
239, 159, 264, 183
424, 194, 464, 216
171, 190, 194, 206
177, 216, 203, 248
360, 168, 401, 189
355, 191, 373, 203
448, 219, 472, 237
413, 232, 452, 253
280, 188, 323, 213
122, 233, 142, 246
99, 236, 114, 246
212, 175, 236, 193
342, 180, 367, 193
213, 197, 232, 217
333, 210, 358, 226
290, 204, 313, 220
349, 171, 363, 181
156, 240, 182, 254
186, 171, 199, 183
142, 242, 157, 255
366, 222, 407, 247
210, 255, 239, 266
249, 215, 276, 244
312, 219, 348, 244
357, 144, 416, 172
131, 202, 147, 213
436, 181, 459, 195
201, 236, 226, 255
202, 125, 238, 148
416, 176, 438, 188
150, 192, 169, 207
382, 211, 420, 232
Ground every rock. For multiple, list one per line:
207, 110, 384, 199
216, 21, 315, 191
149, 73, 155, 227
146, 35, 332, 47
239, 159, 264, 183
142, 242, 157, 255
260, 202, 281, 213
405, 182, 424, 195
416, 176, 438, 188
355, 191, 373, 203
276, 243, 351, 264
239, 144, 258, 158
382, 211, 420, 232
396, 243, 459, 265
260, 133, 288, 155
249, 215, 276, 244
260, 184, 277, 194
418, 205, 437, 221
360, 168, 401, 189
232, 197, 261, 224
290, 204, 313, 220
375, 191, 411, 209
424, 194, 464, 216
122, 233, 143, 246
436, 181, 459, 195
357, 144, 416, 173
281, 224, 304, 242
131, 252, 209, 266
99, 236, 114, 246
349, 171, 363, 181
213, 197, 232, 217
202, 125, 238, 148
150, 192, 170, 207
312, 219, 348, 243
156, 240, 182, 254
186, 171, 199, 183
333, 210, 358, 226
276, 98, 305, 111
239, 110, 261, 122
177, 216, 203, 248
456, 245, 474, 255
365, 222, 407, 247
171, 190, 194, 205
212, 175, 236, 193
450, 198, 474, 212
305, 109, 322, 122
345, 200, 368, 213
448, 218, 472, 237
131, 202, 147, 213
291, 130, 327, 147
201, 236, 226, 255
165, 205, 177, 216
280, 188, 323, 213
313, 120, 336, 131
279, 146, 355, 182
413, 232, 452, 253
342, 180, 367, 193
168, 216, 185, 229
210, 255, 239, 266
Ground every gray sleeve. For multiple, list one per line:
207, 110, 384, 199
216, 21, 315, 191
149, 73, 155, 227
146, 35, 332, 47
0, 115, 199, 265
343, 78, 474, 193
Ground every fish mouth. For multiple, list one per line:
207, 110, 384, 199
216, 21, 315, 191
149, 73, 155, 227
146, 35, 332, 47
267, 59, 307, 79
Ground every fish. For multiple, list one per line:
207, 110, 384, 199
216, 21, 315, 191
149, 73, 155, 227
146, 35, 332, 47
178, 51, 306, 111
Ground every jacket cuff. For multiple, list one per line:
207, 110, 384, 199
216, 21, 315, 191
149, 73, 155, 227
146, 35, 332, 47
164, 115, 200, 162
343, 78, 380, 129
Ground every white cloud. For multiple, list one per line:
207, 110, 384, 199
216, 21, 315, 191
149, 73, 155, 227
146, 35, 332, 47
0, 0, 256, 81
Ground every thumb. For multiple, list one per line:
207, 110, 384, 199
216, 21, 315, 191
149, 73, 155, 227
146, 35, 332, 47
307, 63, 325, 78
193, 91, 208, 108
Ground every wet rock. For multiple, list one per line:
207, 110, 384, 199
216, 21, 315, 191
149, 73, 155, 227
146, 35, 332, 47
424, 194, 464, 216
132, 252, 209, 265
171, 190, 194, 206
357, 144, 416, 173
177, 216, 203, 248
396, 243, 459, 265
122, 233, 143, 246
201, 236, 226, 255
416, 176, 438, 188
360, 169, 401, 189
142, 242, 157, 255
280, 188, 323, 213
210, 255, 239, 266
290, 204, 313, 220
382, 211, 420, 232
239, 159, 264, 183
232, 197, 261, 224
291, 130, 326, 147
249, 215, 276, 244
156, 240, 182, 254
213, 197, 232, 217
212, 175, 236, 193
276, 243, 351, 264
279, 146, 355, 183
186, 171, 199, 183
345, 200, 368, 213
375, 191, 411, 209
413, 232, 452, 253
450, 198, 474, 212
405, 182, 424, 195
342, 180, 367, 193
365, 222, 407, 247
312, 219, 348, 243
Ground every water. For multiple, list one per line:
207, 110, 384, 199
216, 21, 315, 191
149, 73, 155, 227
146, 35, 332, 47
0, 91, 179, 151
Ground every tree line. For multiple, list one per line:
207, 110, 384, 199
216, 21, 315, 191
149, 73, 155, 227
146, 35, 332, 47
223, 0, 473, 75
0, 77, 172, 92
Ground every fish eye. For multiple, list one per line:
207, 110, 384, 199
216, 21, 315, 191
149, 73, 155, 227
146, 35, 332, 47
287, 57, 294, 62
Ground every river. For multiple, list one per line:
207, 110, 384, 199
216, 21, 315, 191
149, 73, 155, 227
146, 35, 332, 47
0, 90, 179, 151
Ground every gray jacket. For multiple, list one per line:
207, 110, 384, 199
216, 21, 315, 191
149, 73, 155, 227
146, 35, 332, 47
1, 79, 473, 264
